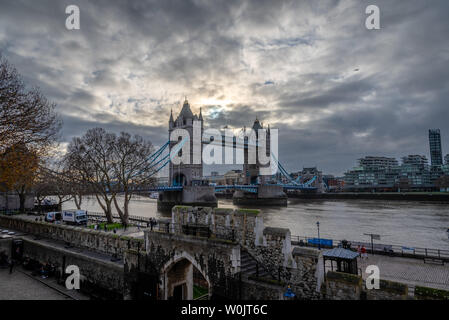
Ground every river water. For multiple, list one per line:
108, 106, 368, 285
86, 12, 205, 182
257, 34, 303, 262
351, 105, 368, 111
63, 196, 449, 250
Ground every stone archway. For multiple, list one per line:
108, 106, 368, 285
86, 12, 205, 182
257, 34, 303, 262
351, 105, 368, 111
161, 251, 211, 300
173, 173, 187, 186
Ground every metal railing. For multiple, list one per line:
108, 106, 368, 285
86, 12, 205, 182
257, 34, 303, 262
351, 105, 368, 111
291, 234, 449, 261
85, 211, 154, 225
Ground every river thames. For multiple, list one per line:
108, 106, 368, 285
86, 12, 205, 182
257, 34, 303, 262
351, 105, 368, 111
64, 196, 449, 250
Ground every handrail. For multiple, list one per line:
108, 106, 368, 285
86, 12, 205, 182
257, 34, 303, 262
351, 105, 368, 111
291, 234, 449, 259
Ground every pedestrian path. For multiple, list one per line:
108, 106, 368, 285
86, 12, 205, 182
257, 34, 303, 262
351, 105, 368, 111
359, 254, 449, 291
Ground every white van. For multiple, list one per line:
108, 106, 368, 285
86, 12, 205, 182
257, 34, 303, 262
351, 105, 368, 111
45, 211, 62, 223
62, 210, 88, 225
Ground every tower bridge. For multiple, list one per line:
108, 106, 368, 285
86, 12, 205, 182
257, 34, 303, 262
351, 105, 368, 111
140, 99, 320, 210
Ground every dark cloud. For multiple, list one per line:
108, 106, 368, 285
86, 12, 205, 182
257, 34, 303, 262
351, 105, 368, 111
1, 0, 448, 176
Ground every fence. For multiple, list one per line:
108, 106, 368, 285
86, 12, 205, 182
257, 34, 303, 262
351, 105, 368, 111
86, 211, 154, 225
291, 234, 449, 261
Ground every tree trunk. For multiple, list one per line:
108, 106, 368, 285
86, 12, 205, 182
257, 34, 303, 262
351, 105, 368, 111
73, 194, 83, 210
74, 194, 82, 210
105, 199, 113, 223
18, 187, 26, 213
113, 195, 128, 226
95, 193, 114, 223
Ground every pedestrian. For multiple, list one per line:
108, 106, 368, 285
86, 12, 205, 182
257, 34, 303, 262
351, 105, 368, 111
361, 246, 367, 260
9, 258, 13, 274
113, 228, 116, 234
104, 224, 107, 232
137, 222, 140, 231
357, 245, 361, 257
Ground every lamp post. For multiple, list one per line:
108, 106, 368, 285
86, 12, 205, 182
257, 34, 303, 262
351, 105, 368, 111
316, 221, 320, 250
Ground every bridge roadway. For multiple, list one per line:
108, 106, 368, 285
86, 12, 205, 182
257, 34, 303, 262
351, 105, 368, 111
147, 184, 317, 193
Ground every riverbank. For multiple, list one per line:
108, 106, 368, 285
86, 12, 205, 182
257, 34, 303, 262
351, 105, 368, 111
289, 192, 449, 202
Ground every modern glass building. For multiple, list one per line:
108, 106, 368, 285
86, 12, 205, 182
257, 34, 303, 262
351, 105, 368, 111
429, 129, 443, 166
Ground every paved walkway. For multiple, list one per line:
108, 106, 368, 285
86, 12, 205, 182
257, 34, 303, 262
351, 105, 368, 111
358, 254, 449, 291
0, 268, 70, 300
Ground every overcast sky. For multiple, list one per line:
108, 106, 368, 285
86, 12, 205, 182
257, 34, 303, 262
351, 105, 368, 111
1, 0, 448, 176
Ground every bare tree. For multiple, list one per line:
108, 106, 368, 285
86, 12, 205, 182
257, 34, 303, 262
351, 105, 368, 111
51, 166, 74, 210
65, 128, 118, 223
63, 164, 90, 210
65, 128, 156, 225
111, 132, 155, 225
33, 166, 55, 211
0, 55, 61, 155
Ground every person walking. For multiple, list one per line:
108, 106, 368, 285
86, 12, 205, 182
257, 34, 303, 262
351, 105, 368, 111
361, 246, 367, 260
357, 245, 361, 258
9, 257, 14, 274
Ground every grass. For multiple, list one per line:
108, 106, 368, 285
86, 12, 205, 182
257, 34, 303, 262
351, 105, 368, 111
236, 208, 261, 215
415, 286, 449, 300
0, 210, 21, 216
193, 285, 208, 299
88, 222, 124, 231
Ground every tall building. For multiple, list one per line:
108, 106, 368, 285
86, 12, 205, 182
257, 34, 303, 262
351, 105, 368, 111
343, 156, 400, 190
400, 155, 431, 186
445, 154, 449, 165
429, 129, 443, 166
358, 156, 399, 170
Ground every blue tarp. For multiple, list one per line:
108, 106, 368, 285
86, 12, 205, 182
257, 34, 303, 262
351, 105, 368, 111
308, 238, 333, 247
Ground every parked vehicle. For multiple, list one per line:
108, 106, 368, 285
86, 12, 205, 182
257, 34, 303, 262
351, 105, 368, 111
62, 210, 88, 225
44, 211, 62, 223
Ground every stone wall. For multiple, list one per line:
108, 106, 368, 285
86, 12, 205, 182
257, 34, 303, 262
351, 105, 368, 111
323, 271, 411, 300
0, 237, 11, 256
0, 215, 143, 257
142, 229, 240, 299
289, 247, 322, 299
323, 271, 362, 300
171, 206, 264, 247
366, 279, 408, 300
239, 277, 284, 300
22, 237, 124, 298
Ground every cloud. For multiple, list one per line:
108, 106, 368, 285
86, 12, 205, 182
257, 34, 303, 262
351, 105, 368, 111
1, 0, 448, 175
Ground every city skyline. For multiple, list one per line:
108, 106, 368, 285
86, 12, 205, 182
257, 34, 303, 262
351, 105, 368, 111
1, 1, 449, 176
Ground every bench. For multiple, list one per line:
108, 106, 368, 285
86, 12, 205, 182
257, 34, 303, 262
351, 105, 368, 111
424, 257, 444, 265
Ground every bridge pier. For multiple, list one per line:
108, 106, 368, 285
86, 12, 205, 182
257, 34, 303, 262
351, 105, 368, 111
232, 185, 287, 206
157, 186, 217, 212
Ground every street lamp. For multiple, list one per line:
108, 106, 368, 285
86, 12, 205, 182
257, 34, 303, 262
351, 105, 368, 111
316, 221, 320, 250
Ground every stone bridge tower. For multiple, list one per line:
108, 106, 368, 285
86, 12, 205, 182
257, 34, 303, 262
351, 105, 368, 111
169, 99, 203, 186
242, 118, 271, 185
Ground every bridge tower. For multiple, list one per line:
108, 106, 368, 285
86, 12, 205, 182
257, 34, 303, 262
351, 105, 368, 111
158, 98, 217, 211
242, 118, 271, 185
169, 99, 203, 186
